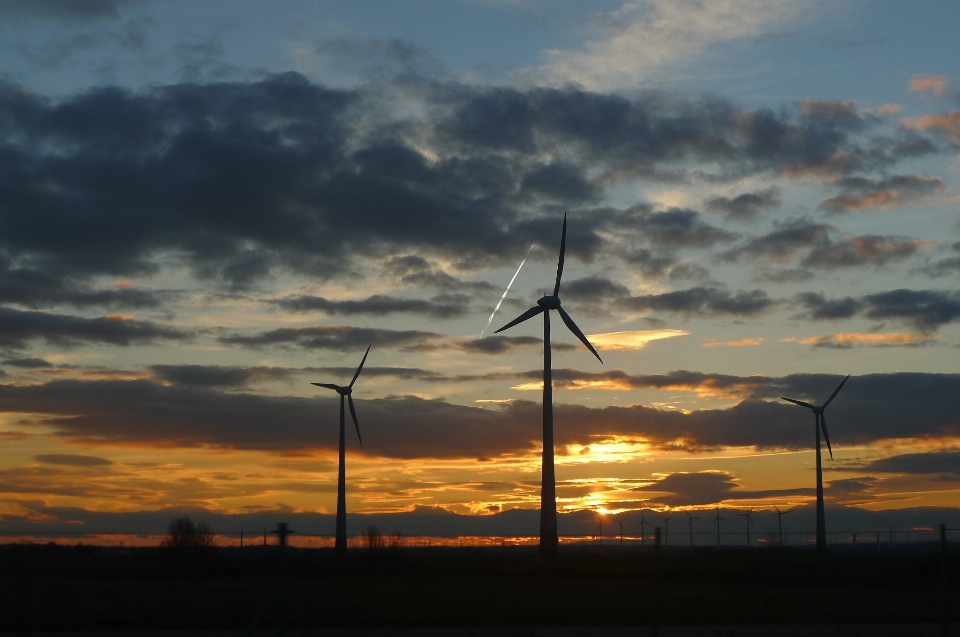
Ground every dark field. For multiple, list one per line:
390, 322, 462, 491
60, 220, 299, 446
1, 542, 957, 633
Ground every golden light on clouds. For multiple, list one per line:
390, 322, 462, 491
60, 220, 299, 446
783, 332, 939, 347
587, 329, 688, 351
909, 74, 948, 97
701, 337, 764, 348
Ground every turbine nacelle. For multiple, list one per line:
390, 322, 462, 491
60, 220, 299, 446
339, 386, 352, 396
537, 295, 562, 309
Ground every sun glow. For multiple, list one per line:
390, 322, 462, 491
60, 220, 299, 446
587, 329, 689, 351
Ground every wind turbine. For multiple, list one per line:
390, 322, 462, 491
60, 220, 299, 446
311, 345, 370, 557
494, 214, 602, 555
616, 517, 627, 551
685, 511, 701, 547
774, 506, 792, 547
781, 374, 849, 551
596, 521, 603, 552
736, 508, 754, 547
712, 507, 726, 547
637, 511, 649, 547
661, 514, 673, 547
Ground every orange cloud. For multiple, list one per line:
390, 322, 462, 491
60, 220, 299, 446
877, 104, 902, 115
587, 329, 688, 351
787, 332, 939, 348
701, 338, 764, 348
909, 74, 948, 97
903, 111, 960, 144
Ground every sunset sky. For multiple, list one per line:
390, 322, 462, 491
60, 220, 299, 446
2, 0, 960, 542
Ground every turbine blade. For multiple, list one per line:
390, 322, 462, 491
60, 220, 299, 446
554, 213, 566, 297
780, 397, 815, 409
822, 374, 850, 407
820, 413, 833, 460
494, 306, 545, 333
311, 383, 340, 391
557, 307, 602, 363
349, 344, 371, 387
348, 395, 362, 447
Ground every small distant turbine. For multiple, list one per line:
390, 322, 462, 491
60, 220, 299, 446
685, 511, 701, 547
311, 345, 370, 557
661, 514, 673, 547
774, 506, 792, 547
781, 374, 849, 552
637, 511, 649, 547
616, 517, 627, 551
736, 508, 754, 547
495, 214, 602, 556
712, 507, 727, 547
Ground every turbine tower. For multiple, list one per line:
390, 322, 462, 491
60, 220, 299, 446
311, 345, 370, 557
780, 374, 849, 552
494, 214, 602, 556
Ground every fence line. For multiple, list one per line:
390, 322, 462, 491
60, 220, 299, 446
1, 527, 958, 549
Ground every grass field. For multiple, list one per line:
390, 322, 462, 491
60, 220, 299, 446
1, 542, 956, 632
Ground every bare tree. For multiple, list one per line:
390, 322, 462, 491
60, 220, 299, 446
365, 525, 383, 552
389, 530, 404, 549
164, 516, 215, 549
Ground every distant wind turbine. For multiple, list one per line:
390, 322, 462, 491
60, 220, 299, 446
661, 514, 673, 547
736, 508, 754, 547
781, 374, 849, 551
685, 511, 701, 547
774, 505, 792, 547
712, 507, 726, 547
494, 214, 602, 555
637, 511, 649, 547
311, 345, 370, 557
616, 517, 627, 551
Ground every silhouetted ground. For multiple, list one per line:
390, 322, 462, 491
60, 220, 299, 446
1, 542, 956, 633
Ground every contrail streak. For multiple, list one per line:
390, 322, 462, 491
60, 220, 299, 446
481, 244, 535, 338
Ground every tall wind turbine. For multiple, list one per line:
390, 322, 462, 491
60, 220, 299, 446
494, 214, 602, 555
781, 374, 849, 551
311, 345, 370, 557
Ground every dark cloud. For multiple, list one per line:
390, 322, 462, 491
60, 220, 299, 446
0, 77, 920, 294
616, 287, 774, 318
793, 292, 862, 320
633, 471, 811, 507
218, 324, 442, 351
632, 208, 737, 248
802, 235, 924, 268
754, 268, 814, 283
857, 450, 960, 478
1, 357, 53, 368
273, 293, 468, 319
820, 174, 944, 213
722, 220, 831, 262
149, 365, 296, 389
456, 335, 551, 355
34, 454, 113, 467
0, 306, 188, 349
561, 276, 630, 302
384, 256, 496, 293
862, 289, 960, 331
793, 289, 960, 330
620, 249, 679, 278
705, 188, 781, 220
5, 372, 957, 459
0, 259, 167, 309
0, 0, 134, 21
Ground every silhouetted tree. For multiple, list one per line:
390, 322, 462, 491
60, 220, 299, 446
389, 530, 404, 550
164, 516, 215, 549
365, 525, 383, 552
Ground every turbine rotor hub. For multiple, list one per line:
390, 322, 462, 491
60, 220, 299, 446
813, 406, 824, 415
339, 386, 352, 395
538, 295, 561, 309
